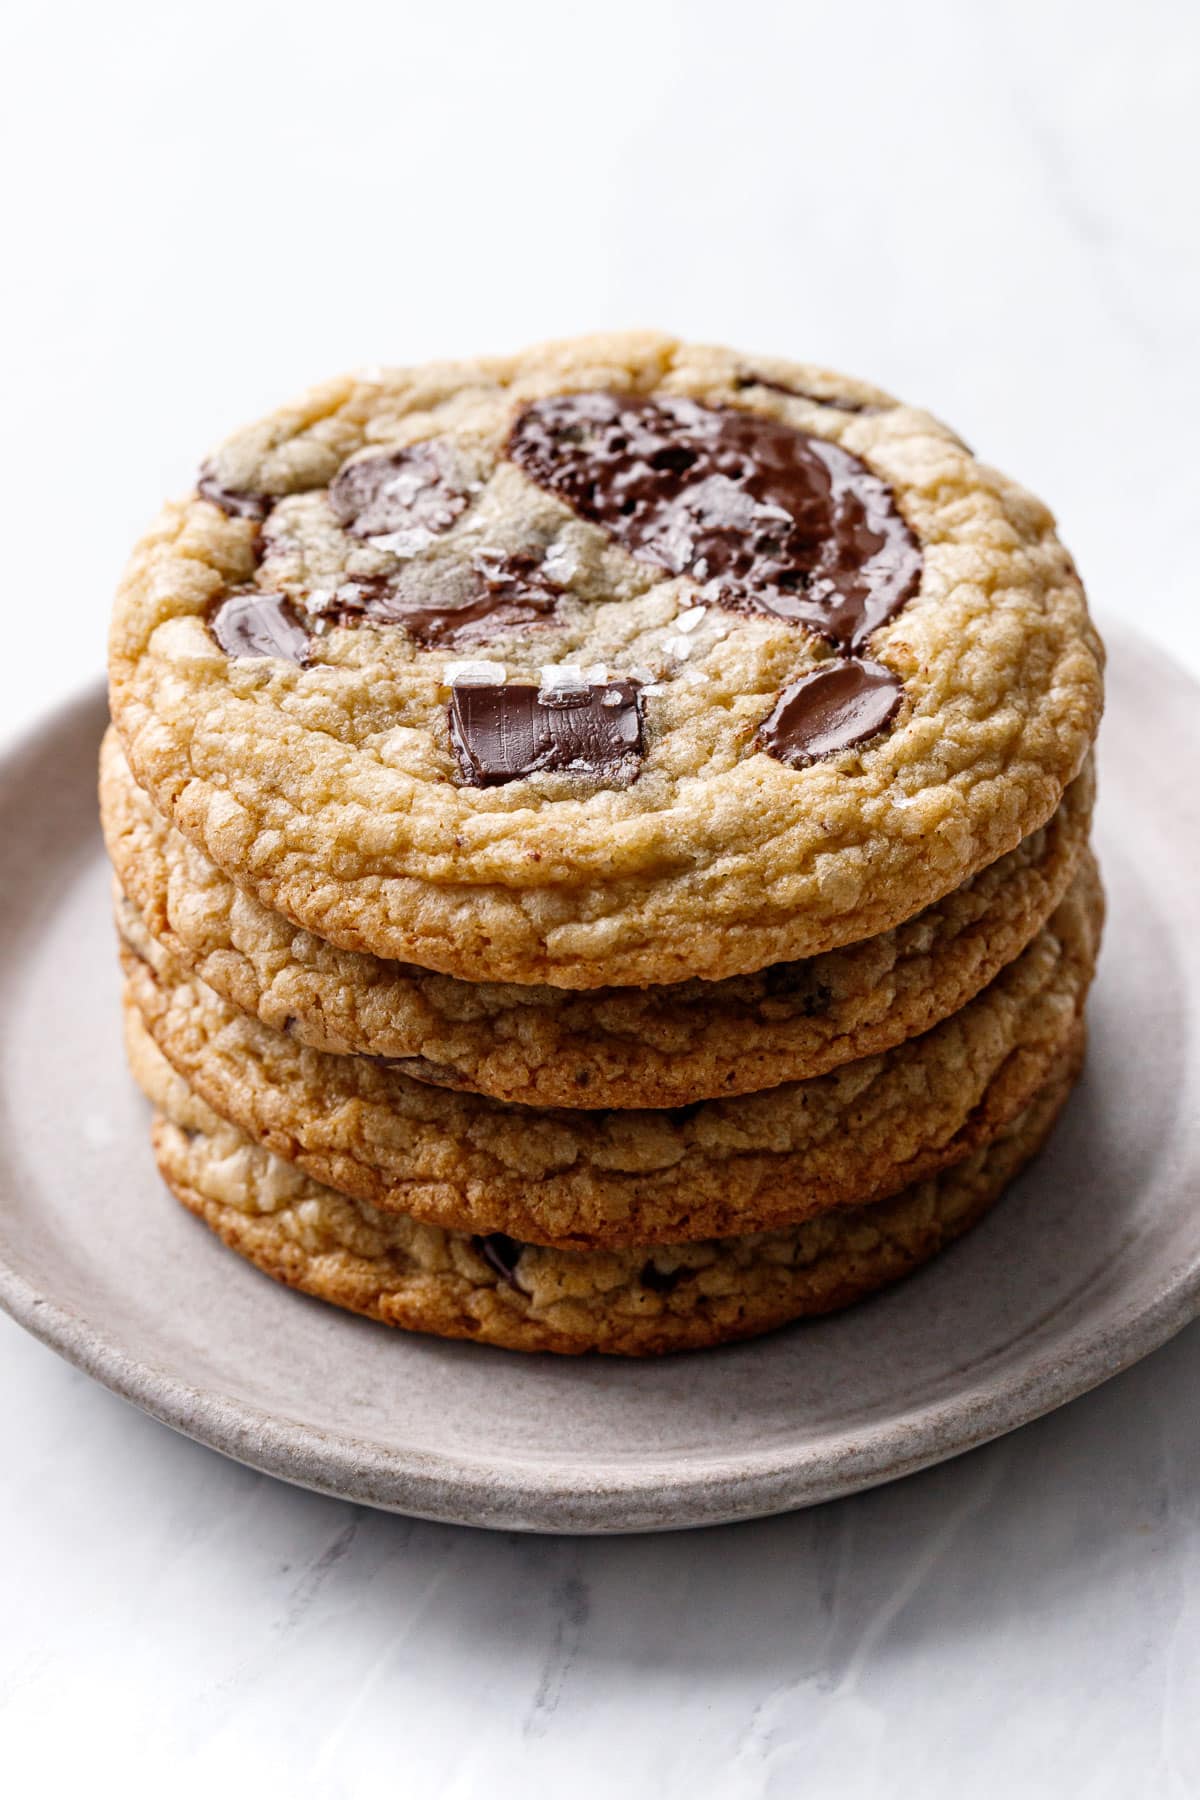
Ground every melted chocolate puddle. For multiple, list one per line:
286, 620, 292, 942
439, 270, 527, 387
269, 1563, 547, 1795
209, 591, 311, 664
328, 442, 474, 540
328, 551, 563, 647
509, 391, 919, 764
758, 658, 902, 767
508, 393, 919, 652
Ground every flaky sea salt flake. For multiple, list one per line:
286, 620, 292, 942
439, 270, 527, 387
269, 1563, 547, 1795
367, 526, 435, 558
542, 541, 582, 584
446, 660, 506, 687
539, 662, 589, 693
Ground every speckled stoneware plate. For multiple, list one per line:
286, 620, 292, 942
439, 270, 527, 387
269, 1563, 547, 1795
1, 625, 1197, 1534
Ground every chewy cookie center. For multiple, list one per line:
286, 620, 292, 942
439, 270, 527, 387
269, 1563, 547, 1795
204, 387, 924, 784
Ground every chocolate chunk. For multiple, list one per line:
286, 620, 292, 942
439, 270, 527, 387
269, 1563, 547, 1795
507, 392, 921, 652
449, 680, 643, 787
639, 1261, 685, 1294
333, 551, 562, 646
734, 373, 886, 416
761, 965, 834, 1015
209, 591, 310, 665
328, 442, 474, 541
799, 982, 835, 1018
472, 1232, 527, 1293
197, 463, 273, 521
758, 658, 903, 766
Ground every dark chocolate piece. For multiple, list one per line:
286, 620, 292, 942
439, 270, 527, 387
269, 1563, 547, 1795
328, 443, 473, 540
209, 591, 310, 665
448, 680, 642, 787
639, 1261, 685, 1294
507, 393, 920, 652
197, 463, 273, 521
332, 551, 562, 646
758, 658, 903, 766
761, 965, 834, 1015
472, 1232, 527, 1293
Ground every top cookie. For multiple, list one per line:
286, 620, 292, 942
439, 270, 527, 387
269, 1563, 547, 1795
108, 332, 1103, 987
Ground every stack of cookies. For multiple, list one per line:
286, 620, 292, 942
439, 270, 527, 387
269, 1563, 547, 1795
102, 333, 1104, 1355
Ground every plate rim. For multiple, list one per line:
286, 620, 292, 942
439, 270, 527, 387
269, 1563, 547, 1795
1, 630, 1198, 1534
2, 1244, 1199, 1533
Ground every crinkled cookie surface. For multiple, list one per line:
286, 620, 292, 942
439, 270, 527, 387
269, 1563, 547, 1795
104, 727, 1095, 1106
108, 331, 1104, 986
133, 1012, 1082, 1356
121, 859, 1102, 1247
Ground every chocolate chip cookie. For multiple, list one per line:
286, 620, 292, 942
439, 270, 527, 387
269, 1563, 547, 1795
130, 1000, 1085, 1356
120, 858, 1102, 1248
108, 332, 1103, 988
104, 728, 1095, 1106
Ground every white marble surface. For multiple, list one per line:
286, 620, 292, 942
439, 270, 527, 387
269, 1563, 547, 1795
2, 1, 1198, 1791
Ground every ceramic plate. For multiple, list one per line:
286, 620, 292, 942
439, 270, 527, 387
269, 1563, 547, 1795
0, 625, 1197, 1534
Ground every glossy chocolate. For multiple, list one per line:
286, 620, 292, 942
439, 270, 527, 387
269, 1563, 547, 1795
209, 591, 310, 665
329, 443, 473, 540
197, 464, 273, 521
507, 392, 920, 652
448, 680, 642, 786
472, 1232, 527, 1293
332, 551, 562, 646
758, 658, 903, 766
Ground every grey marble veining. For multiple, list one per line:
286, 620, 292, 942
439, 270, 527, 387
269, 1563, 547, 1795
2, 1311, 1198, 1794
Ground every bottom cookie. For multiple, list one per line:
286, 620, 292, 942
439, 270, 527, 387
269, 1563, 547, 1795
130, 1014, 1084, 1357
